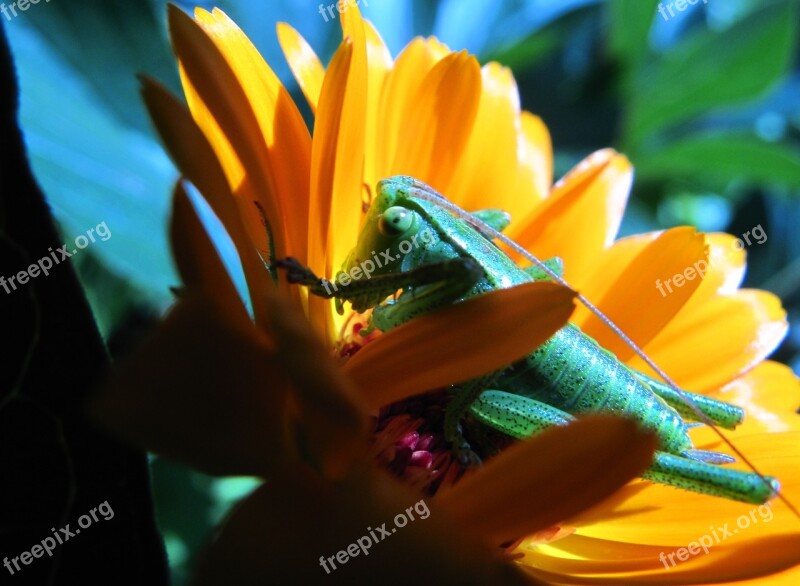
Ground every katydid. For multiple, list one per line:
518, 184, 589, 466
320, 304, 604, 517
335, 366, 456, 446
277, 176, 780, 505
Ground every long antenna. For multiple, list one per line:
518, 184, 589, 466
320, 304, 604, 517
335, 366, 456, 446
407, 177, 799, 517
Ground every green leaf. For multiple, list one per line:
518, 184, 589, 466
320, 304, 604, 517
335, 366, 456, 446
635, 133, 800, 188
608, 0, 660, 65
482, 28, 560, 72
626, 2, 797, 145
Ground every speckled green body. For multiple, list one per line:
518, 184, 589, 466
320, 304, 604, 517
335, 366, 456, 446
281, 176, 779, 504
358, 190, 693, 455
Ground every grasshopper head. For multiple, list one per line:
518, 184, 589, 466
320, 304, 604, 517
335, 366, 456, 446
341, 176, 435, 279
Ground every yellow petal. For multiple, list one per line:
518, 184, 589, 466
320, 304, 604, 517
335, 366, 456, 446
447, 63, 523, 215
575, 227, 707, 361
169, 6, 300, 274
521, 532, 800, 584
90, 294, 293, 477
438, 416, 656, 546
572, 231, 661, 327
570, 433, 800, 544
387, 50, 482, 194
374, 37, 452, 179
626, 289, 788, 392
343, 282, 576, 410
688, 362, 800, 448
728, 564, 800, 586
276, 22, 324, 114
716, 361, 800, 434
360, 20, 394, 189
683, 233, 746, 305
192, 465, 536, 585
515, 111, 553, 210
195, 8, 312, 264
508, 149, 632, 285
141, 77, 274, 329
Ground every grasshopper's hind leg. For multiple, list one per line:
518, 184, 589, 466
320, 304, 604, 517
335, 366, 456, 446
459, 391, 780, 504
634, 371, 745, 430
523, 257, 564, 282
468, 390, 574, 439
447, 387, 575, 465
644, 452, 779, 504
472, 209, 512, 233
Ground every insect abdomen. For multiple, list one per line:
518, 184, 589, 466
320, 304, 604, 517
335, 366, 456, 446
497, 323, 692, 454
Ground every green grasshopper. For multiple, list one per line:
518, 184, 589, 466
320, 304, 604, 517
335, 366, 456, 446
277, 175, 780, 505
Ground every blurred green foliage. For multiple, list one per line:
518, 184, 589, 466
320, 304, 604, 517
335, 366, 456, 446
6, 0, 799, 583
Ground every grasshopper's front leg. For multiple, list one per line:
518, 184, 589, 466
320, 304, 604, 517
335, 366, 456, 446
275, 256, 485, 325
274, 257, 338, 298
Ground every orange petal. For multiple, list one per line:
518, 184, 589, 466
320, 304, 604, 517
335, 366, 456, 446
90, 294, 293, 477
170, 181, 251, 326
307, 38, 366, 340
264, 294, 371, 481
342, 282, 576, 409
141, 77, 274, 329
276, 22, 324, 114
508, 149, 632, 286
192, 465, 535, 585
447, 62, 523, 215
438, 416, 656, 546
626, 289, 788, 392
575, 227, 707, 361
388, 50, 482, 194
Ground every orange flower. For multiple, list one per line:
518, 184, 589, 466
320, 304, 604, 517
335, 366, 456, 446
92, 4, 800, 584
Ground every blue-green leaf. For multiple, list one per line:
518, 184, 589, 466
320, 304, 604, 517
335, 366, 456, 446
635, 133, 800, 189
626, 2, 796, 145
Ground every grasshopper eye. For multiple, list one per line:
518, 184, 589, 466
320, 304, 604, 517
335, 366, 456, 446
378, 206, 414, 235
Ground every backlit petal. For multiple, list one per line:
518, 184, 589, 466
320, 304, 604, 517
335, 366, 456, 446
277, 22, 324, 114
192, 465, 536, 585
169, 6, 287, 268
90, 294, 293, 478
520, 532, 800, 584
